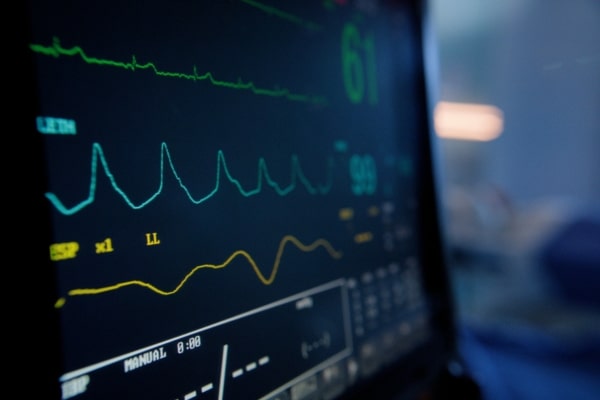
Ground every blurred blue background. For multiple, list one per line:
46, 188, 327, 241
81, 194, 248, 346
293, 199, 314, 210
429, 0, 600, 399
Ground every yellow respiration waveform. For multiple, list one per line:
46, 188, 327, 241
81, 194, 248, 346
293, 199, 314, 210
55, 235, 343, 308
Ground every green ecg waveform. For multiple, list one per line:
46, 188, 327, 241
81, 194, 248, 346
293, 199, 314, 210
29, 37, 327, 105
45, 142, 334, 215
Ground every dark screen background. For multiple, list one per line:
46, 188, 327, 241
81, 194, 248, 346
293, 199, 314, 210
24, 0, 453, 398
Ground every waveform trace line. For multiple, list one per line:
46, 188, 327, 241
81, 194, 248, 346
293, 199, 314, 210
29, 37, 327, 105
56, 235, 343, 307
240, 0, 323, 31
45, 142, 334, 215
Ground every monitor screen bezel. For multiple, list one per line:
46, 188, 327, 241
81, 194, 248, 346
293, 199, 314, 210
14, 0, 456, 398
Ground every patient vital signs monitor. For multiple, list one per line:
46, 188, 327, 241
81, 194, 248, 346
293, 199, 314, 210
21, 0, 455, 398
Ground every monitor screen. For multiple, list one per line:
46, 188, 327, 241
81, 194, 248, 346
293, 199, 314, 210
20, 0, 455, 398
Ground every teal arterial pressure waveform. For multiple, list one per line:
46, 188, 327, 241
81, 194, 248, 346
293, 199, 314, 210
45, 142, 335, 216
